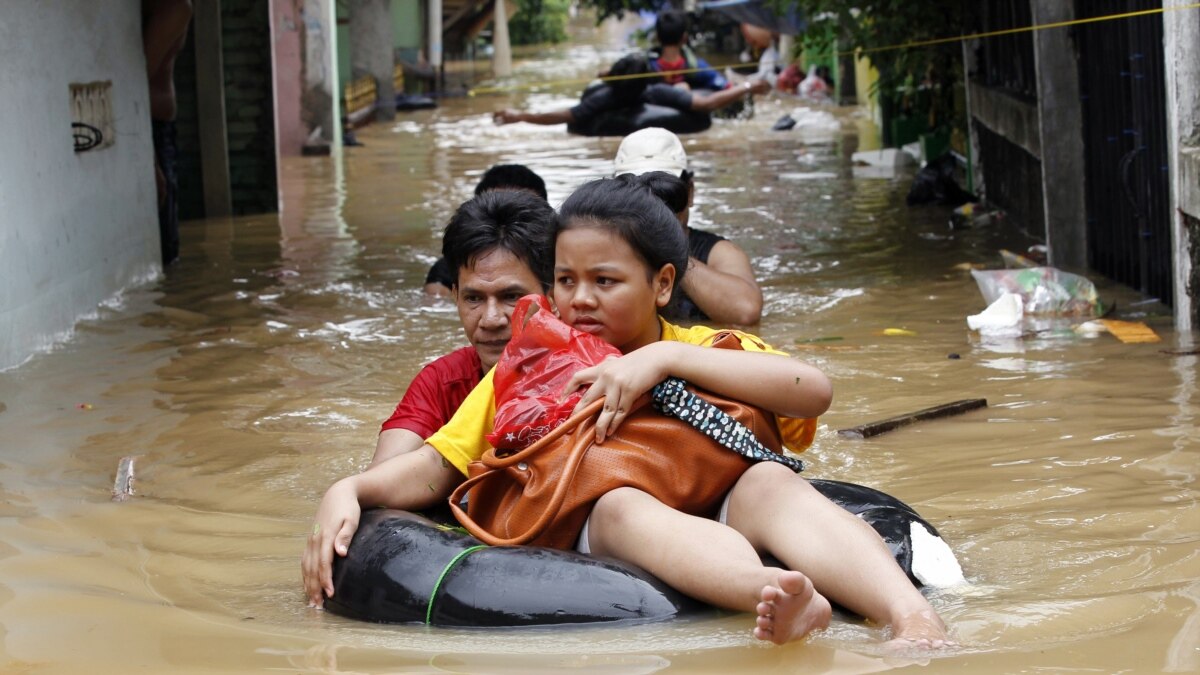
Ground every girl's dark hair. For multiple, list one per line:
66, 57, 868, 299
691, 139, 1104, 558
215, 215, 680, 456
557, 177, 688, 296
631, 171, 689, 215
443, 190, 557, 290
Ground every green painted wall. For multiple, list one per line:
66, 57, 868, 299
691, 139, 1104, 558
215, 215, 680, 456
392, 0, 422, 49
337, 4, 351, 90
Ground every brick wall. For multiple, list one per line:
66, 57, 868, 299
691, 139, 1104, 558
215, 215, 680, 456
221, 0, 278, 215
172, 0, 278, 219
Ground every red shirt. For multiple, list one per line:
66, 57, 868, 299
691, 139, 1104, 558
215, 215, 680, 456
380, 346, 483, 439
656, 55, 687, 85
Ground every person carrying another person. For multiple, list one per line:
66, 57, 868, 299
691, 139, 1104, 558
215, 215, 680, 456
493, 53, 767, 129
423, 163, 549, 298
379, 190, 556, 466
613, 127, 763, 325
302, 176, 952, 648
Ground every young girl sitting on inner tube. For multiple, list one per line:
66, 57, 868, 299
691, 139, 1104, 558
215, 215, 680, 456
303, 177, 951, 648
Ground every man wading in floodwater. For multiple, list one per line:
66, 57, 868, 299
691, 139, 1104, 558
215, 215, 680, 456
370, 191, 556, 466
142, 0, 192, 266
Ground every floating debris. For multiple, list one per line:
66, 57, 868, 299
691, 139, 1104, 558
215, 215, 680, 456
839, 399, 988, 439
112, 455, 138, 502
1099, 319, 1161, 344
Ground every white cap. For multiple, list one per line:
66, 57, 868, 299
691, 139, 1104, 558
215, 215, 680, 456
613, 127, 688, 176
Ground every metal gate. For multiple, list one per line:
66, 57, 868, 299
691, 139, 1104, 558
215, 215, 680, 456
1075, 0, 1172, 306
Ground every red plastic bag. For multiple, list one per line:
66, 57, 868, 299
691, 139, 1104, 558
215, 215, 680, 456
486, 295, 620, 450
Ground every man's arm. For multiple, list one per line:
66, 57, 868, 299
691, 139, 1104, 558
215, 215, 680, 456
690, 54, 729, 91
493, 108, 575, 126
680, 240, 763, 325
688, 79, 769, 112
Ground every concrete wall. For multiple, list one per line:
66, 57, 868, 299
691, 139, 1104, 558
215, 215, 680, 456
274, 0, 338, 156
272, 0, 308, 157
303, 0, 339, 146
349, 0, 396, 121
1165, 2, 1200, 331
967, 83, 1040, 159
1031, 0, 1087, 271
0, 1, 159, 371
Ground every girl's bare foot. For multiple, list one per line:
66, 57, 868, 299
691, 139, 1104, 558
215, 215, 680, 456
753, 570, 832, 644
885, 608, 954, 650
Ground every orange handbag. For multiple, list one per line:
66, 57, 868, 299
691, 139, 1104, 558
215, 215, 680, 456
448, 333, 787, 550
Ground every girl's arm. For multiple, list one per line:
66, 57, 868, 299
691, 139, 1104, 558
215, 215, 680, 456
369, 428, 425, 468
660, 342, 830, 417
566, 342, 831, 443
302, 445, 460, 607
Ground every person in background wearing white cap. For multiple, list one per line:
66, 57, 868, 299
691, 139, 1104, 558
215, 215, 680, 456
614, 127, 764, 325
493, 55, 768, 129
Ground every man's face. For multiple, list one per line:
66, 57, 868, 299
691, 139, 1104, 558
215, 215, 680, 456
454, 247, 543, 372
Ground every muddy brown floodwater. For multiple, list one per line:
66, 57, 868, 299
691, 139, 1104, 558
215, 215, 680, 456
1, 18, 1197, 675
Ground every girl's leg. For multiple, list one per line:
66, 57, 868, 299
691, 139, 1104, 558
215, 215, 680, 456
586, 486, 832, 644
724, 463, 950, 646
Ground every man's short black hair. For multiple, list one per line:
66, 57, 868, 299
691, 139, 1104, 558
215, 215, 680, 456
655, 10, 688, 47
607, 53, 658, 103
474, 163, 548, 201
443, 190, 556, 291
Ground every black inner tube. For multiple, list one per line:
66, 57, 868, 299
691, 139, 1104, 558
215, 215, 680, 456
326, 479, 951, 627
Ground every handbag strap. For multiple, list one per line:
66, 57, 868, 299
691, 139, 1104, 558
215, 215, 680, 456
651, 377, 805, 473
449, 397, 608, 546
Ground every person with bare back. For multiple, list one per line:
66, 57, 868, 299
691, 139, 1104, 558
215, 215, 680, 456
142, 0, 193, 266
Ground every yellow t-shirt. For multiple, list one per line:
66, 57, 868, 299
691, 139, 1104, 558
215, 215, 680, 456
427, 317, 818, 475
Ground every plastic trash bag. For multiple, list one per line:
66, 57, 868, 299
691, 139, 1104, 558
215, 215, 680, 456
788, 106, 841, 140
486, 295, 620, 451
970, 267, 1103, 316
966, 291, 1024, 336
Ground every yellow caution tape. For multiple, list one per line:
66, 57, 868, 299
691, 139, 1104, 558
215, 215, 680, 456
467, 4, 1200, 97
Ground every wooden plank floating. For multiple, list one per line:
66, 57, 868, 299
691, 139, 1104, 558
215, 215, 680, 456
1099, 319, 1161, 344
838, 399, 988, 439
112, 455, 138, 502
